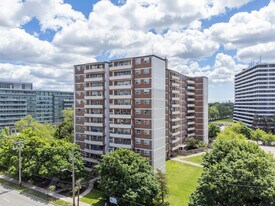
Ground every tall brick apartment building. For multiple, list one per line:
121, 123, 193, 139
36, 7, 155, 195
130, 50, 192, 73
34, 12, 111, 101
74, 55, 208, 171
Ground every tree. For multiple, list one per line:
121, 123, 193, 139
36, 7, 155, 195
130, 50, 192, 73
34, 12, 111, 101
14, 115, 56, 139
262, 132, 275, 146
189, 135, 275, 206
155, 169, 169, 204
0, 127, 10, 139
0, 128, 84, 180
224, 121, 252, 139
55, 108, 74, 142
208, 124, 220, 139
252, 128, 267, 144
209, 106, 219, 120
96, 148, 159, 205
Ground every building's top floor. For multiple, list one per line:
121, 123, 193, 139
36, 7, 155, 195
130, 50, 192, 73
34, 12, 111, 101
236, 63, 275, 78
0, 80, 33, 90
0, 81, 73, 95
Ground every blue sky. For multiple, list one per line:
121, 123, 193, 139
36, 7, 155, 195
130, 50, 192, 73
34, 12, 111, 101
1, 0, 274, 102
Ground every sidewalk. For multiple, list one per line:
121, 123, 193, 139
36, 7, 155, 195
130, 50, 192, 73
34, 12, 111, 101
0, 174, 91, 206
171, 157, 203, 168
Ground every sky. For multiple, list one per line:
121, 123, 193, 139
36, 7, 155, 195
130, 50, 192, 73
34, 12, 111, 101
0, 0, 274, 102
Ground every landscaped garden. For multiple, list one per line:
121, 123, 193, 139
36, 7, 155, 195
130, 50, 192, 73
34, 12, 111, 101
183, 154, 204, 165
210, 118, 233, 123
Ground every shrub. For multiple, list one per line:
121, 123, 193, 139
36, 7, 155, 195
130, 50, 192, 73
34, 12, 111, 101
185, 137, 207, 150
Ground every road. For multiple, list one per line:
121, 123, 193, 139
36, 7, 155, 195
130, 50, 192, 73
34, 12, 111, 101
0, 184, 54, 206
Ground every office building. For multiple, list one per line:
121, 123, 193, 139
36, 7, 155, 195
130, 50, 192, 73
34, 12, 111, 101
74, 55, 208, 171
0, 81, 73, 131
234, 63, 275, 128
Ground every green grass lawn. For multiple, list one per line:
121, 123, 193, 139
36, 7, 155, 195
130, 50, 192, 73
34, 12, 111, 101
81, 161, 203, 206
183, 155, 204, 164
0, 178, 71, 206
81, 190, 105, 206
166, 160, 202, 206
210, 118, 233, 123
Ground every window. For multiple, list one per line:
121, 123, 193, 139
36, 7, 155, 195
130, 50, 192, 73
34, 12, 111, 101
135, 99, 141, 104
144, 68, 150, 74
144, 79, 150, 84
144, 130, 150, 135
144, 150, 150, 156
135, 139, 141, 144
144, 120, 150, 125
144, 99, 150, 104
136, 149, 141, 154
144, 57, 150, 64
135, 58, 141, 64
135, 109, 141, 114
135, 79, 141, 84
135, 119, 141, 124
135, 70, 141, 75
144, 140, 150, 145
135, 89, 141, 94
144, 110, 150, 115
136, 129, 141, 134
144, 89, 150, 94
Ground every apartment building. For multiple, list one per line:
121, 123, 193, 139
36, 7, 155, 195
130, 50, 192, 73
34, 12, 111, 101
0, 81, 73, 131
234, 63, 275, 128
74, 55, 208, 171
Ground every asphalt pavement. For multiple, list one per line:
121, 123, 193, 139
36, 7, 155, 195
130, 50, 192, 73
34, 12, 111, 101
0, 184, 54, 206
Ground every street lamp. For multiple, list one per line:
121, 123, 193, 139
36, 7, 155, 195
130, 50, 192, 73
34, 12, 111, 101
12, 139, 25, 187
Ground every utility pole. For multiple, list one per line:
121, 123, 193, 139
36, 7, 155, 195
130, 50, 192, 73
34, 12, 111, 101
13, 139, 25, 187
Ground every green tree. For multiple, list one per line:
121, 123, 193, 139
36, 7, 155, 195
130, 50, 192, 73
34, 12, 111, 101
0, 127, 10, 139
262, 132, 275, 146
54, 108, 74, 142
189, 135, 275, 206
209, 106, 219, 120
252, 128, 267, 144
96, 148, 159, 205
0, 128, 83, 180
208, 124, 220, 139
14, 115, 56, 139
224, 121, 252, 139
155, 169, 169, 204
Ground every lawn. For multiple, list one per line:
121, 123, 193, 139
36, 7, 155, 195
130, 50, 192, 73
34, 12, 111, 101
183, 154, 204, 164
81, 161, 203, 206
81, 190, 105, 206
210, 118, 233, 123
166, 160, 202, 206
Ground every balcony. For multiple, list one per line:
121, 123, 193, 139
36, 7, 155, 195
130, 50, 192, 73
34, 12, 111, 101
109, 75, 132, 81
187, 127, 195, 131
187, 104, 195, 107
187, 86, 195, 90
110, 114, 131, 119
187, 133, 195, 137
110, 104, 131, 109
172, 118, 181, 122
110, 123, 131, 129
172, 90, 180, 94
187, 98, 195, 102
84, 86, 104, 91
84, 96, 104, 100
172, 110, 180, 115
110, 64, 132, 71
84, 139, 104, 146
84, 77, 103, 82
172, 97, 180, 101
110, 142, 132, 149
110, 85, 132, 90
172, 131, 181, 136
85, 68, 105, 73
84, 113, 103, 118
84, 148, 103, 155
172, 75, 180, 80
172, 144, 181, 151
187, 92, 195, 95
187, 80, 195, 84
84, 122, 103, 127
187, 121, 195, 125
171, 83, 180, 87
84, 157, 100, 164
84, 131, 103, 136
171, 137, 181, 144
110, 133, 131, 139
172, 104, 180, 108
110, 95, 132, 99
186, 116, 195, 119
172, 124, 181, 129
84, 105, 103, 109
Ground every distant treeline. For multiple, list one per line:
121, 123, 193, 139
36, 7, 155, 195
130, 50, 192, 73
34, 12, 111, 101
209, 102, 234, 121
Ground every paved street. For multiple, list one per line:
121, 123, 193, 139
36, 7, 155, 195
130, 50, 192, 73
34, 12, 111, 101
0, 184, 54, 206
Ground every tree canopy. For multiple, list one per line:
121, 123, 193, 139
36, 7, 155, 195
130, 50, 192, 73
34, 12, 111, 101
189, 133, 275, 206
54, 108, 74, 142
208, 123, 220, 139
96, 148, 159, 205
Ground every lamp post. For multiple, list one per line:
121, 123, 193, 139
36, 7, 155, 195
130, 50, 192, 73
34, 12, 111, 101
12, 139, 25, 187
